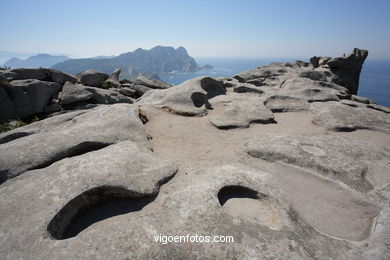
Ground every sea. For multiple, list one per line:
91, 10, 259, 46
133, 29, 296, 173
159, 58, 390, 107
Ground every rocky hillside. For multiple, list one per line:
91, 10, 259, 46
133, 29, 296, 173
3, 54, 71, 68
0, 48, 389, 259
52, 46, 199, 77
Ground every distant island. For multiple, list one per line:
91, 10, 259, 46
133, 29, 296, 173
2, 46, 213, 80
52, 46, 213, 79
4, 54, 71, 68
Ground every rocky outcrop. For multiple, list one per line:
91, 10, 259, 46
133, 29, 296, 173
6, 79, 61, 119
310, 101, 390, 133
0, 68, 135, 122
244, 133, 389, 192
102, 68, 121, 89
0, 104, 147, 183
59, 81, 94, 105
209, 97, 275, 129
138, 76, 226, 116
76, 70, 109, 88
82, 86, 133, 104
133, 76, 173, 89
0, 68, 77, 85
1, 48, 390, 259
264, 95, 309, 112
311, 48, 368, 94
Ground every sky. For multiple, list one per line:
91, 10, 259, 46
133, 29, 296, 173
1, 0, 390, 59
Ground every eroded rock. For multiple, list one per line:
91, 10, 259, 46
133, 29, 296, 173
244, 133, 389, 191
0, 104, 146, 183
138, 77, 226, 116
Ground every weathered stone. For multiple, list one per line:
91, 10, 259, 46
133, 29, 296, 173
50, 69, 78, 85
0, 104, 145, 183
310, 101, 390, 133
246, 78, 265, 86
138, 77, 226, 116
118, 86, 137, 98
327, 48, 368, 94
264, 95, 309, 112
0, 84, 16, 122
0, 163, 381, 259
244, 133, 389, 192
0, 68, 77, 85
209, 97, 274, 129
76, 70, 109, 88
102, 69, 121, 89
281, 77, 342, 102
367, 103, 390, 113
299, 70, 328, 81
8, 79, 62, 119
351, 95, 373, 104
83, 86, 133, 104
44, 103, 62, 113
5, 68, 52, 81
134, 76, 172, 89
0, 140, 177, 257
132, 84, 154, 97
59, 81, 94, 105
233, 84, 265, 95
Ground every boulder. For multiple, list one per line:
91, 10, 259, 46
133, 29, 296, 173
0, 85, 16, 122
264, 95, 309, 112
209, 97, 275, 129
59, 81, 94, 105
102, 69, 121, 89
50, 69, 78, 85
0, 68, 77, 85
0, 104, 147, 183
134, 75, 172, 89
4, 68, 52, 81
76, 70, 109, 88
118, 86, 137, 98
8, 79, 62, 119
310, 101, 390, 133
132, 84, 154, 98
244, 133, 389, 192
138, 77, 226, 116
233, 84, 265, 95
83, 86, 133, 104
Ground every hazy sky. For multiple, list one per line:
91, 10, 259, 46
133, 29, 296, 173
1, 0, 390, 59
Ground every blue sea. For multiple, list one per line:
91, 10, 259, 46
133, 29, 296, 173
159, 58, 390, 107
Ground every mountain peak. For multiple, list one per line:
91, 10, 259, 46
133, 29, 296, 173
4, 53, 70, 68
53, 46, 199, 76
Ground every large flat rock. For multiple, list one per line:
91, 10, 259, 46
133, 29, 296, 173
209, 96, 275, 129
310, 101, 390, 133
244, 133, 390, 192
1, 164, 376, 259
0, 104, 147, 183
0, 141, 177, 259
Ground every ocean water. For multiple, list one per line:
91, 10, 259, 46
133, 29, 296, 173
159, 58, 390, 107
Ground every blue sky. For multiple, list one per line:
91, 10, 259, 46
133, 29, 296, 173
1, 0, 390, 59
